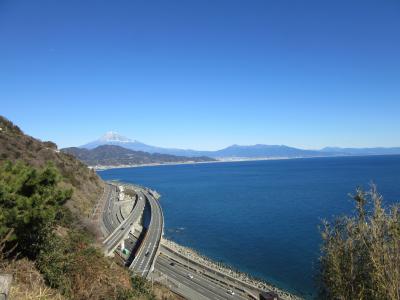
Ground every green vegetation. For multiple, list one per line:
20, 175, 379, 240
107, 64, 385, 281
0, 161, 155, 299
61, 144, 215, 167
0, 161, 72, 257
37, 229, 154, 300
0, 115, 104, 218
319, 186, 400, 299
0, 117, 179, 300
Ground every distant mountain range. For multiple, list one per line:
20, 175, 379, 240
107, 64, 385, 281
62, 145, 215, 167
80, 131, 208, 157
78, 131, 400, 160
320, 147, 400, 156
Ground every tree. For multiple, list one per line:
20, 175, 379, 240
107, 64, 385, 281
319, 186, 400, 299
0, 161, 72, 257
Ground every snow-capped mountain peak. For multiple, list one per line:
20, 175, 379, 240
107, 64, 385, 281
99, 131, 132, 143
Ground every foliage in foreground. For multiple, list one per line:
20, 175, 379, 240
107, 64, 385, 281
0, 161, 72, 257
0, 161, 155, 299
37, 229, 154, 300
319, 186, 400, 299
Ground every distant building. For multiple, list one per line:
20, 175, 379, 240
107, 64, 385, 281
260, 291, 279, 300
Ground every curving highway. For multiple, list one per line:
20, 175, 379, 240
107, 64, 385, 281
102, 184, 118, 234
103, 187, 145, 255
100, 183, 263, 300
129, 190, 163, 278
156, 254, 245, 300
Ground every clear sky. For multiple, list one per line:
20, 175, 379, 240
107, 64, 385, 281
1, 0, 399, 150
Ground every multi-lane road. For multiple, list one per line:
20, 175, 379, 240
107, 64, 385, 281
100, 183, 264, 300
129, 190, 163, 278
103, 190, 145, 255
156, 254, 245, 300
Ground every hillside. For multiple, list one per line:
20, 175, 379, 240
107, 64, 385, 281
81, 132, 400, 159
0, 116, 104, 217
62, 145, 216, 166
0, 116, 182, 300
211, 144, 329, 158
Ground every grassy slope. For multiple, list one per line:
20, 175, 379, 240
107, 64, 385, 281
0, 116, 183, 300
0, 116, 104, 218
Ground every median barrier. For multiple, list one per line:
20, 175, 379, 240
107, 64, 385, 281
160, 243, 260, 299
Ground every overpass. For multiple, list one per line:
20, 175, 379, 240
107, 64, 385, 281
102, 185, 145, 256
129, 190, 163, 278
100, 183, 285, 300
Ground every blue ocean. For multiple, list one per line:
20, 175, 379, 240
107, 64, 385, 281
99, 155, 400, 298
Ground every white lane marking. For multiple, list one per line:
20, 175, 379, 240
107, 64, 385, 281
104, 192, 145, 247
130, 192, 163, 277
156, 264, 227, 300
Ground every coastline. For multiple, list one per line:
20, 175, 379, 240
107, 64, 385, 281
161, 238, 302, 300
117, 182, 303, 299
93, 156, 296, 171
93, 154, 396, 171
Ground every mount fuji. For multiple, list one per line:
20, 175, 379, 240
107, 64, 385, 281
79, 132, 400, 159
80, 131, 207, 157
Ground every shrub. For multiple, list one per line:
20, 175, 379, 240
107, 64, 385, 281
319, 185, 400, 299
37, 229, 154, 300
0, 161, 72, 258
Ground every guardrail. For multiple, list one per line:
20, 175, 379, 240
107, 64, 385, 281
129, 192, 164, 279
103, 190, 145, 256
128, 196, 151, 272
147, 194, 164, 276
159, 243, 260, 299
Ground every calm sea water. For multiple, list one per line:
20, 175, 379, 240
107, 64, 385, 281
99, 155, 400, 298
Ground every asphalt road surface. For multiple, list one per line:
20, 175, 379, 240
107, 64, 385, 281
101, 184, 258, 300
129, 191, 163, 278
102, 184, 118, 234
103, 190, 145, 254
156, 255, 247, 300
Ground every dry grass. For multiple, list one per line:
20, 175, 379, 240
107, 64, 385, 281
1, 231, 63, 300
153, 283, 185, 300
319, 185, 400, 299
0, 236, 182, 300
0, 115, 104, 219
4, 259, 65, 300
0, 117, 182, 299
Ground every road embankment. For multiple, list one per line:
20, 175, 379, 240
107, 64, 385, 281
161, 239, 302, 300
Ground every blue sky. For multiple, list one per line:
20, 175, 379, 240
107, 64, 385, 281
1, 0, 399, 150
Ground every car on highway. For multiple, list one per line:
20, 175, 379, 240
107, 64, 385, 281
145, 250, 150, 256
187, 274, 194, 279
170, 262, 175, 266
227, 289, 235, 295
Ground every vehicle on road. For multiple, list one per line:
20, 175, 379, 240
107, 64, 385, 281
187, 274, 194, 279
170, 262, 175, 266
145, 250, 150, 256
227, 289, 235, 295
